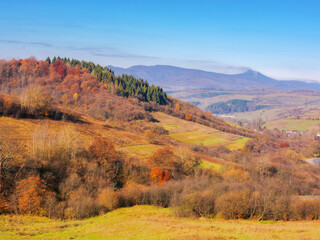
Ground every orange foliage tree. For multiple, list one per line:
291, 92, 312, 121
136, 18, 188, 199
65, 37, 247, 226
185, 113, 192, 121
150, 167, 172, 185
148, 147, 176, 184
89, 138, 122, 187
16, 175, 47, 214
0, 193, 8, 213
89, 138, 118, 163
148, 147, 176, 172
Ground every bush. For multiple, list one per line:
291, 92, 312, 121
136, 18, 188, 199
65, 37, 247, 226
215, 189, 253, 219
269, 196, 291, 220
290, 198, 320, 220
66, 188, 99, 219
117, 183, 143, 207
97, 188, 119, 212
174, 190, 216, 218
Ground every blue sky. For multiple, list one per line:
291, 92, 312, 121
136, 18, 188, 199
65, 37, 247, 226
0, 0, 319, 81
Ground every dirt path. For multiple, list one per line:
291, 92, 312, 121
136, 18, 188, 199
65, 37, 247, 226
305, 158, 320, 165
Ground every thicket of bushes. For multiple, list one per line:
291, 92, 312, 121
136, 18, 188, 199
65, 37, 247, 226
1, 121, 320, 221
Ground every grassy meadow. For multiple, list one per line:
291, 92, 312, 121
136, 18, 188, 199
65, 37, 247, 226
266, 119, 320, 131
153, 112, 250, 150
2, 205, 320, 240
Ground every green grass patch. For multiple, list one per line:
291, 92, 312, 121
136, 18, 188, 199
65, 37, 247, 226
227, 137, 250, 151
162, 124, 181, 130
200, 160, 224, 172
169, 131, 227, 146
1, 205, 320, 239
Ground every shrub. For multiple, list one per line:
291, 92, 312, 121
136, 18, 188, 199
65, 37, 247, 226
66, 188, 99, 219
174, 190, 216, 218
290, 198, 320, 220
97, 188, 119, 212
270, 195, 291, 220
215, 189, 252, 219
117, 183, 143, 207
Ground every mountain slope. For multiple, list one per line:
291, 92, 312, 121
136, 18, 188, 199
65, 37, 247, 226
110, 65, 320, 91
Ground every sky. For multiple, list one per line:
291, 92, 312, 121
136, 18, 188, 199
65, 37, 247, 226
0, 0, 319, 81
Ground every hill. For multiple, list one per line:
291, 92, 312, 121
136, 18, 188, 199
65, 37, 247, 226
109, 65, 320, 91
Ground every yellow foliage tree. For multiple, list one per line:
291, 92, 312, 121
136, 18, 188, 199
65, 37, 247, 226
175, 104, 181, 112
73, 93, 78, 101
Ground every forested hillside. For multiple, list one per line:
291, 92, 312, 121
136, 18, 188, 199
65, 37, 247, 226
206, 99, 268, 114
0, 57, 254, 137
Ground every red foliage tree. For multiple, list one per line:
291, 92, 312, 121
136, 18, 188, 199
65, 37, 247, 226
52, 60, 67, 79
280, 142, 289, 148
36, 60, 50, 77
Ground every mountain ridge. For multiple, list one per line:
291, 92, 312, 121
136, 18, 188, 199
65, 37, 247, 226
109, 65, 320, 92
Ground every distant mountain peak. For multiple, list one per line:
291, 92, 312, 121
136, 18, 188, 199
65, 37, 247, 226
241, 69, 260, 77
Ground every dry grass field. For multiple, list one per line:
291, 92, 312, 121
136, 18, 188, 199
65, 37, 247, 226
1, 205, 320, 240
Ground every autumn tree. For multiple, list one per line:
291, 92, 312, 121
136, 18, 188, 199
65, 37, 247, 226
175, 104, 181, 112
185, 113, 192, 121
148, 147, 177, 172
89, 138, 123, 187
0, 193, 8, 213
52, 59, 67, 79
20, 85, 52, 116
175, 147, 201, 176
144, 129, 158, 143
0, 129, 13, 192
16, 175, 47, 215
150, 167, 172, 185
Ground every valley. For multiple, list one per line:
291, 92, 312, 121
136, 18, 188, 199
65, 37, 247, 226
170, 88, 320, 131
